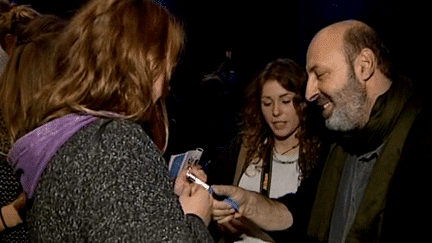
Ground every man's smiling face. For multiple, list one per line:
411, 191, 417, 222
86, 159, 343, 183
305, 30, 369, 132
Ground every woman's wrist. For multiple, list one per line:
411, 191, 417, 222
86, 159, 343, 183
186, 213, 210, 227
0, 206, 8, 231
0, 204, 23, 231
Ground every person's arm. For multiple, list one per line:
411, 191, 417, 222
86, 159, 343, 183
211, 185, 293, 231
27, 120, 214, 242
0, 192, 26, 232
86, 123, 214, 242
175, 166, 213, 226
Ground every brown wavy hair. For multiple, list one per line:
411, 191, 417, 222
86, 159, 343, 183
19, 0, 185, 146
0, 1, 39, 51
0, 15, 66, 143
240, 58, 323, 181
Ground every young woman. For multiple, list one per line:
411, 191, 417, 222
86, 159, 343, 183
207, 58, 327, 242
0, 13, 64, 243
6, 0, 213, 242
0, 0, 39, 153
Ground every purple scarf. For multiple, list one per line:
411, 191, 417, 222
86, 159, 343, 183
8, 114, 99, 199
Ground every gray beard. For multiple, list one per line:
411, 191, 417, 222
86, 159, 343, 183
325, 73, 368, 132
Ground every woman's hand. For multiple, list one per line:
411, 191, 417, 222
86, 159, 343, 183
174, 165, 207, 196
174, 165, 212, 226
179, 183, 213, 226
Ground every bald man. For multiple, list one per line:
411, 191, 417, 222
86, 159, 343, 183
305, 20, 431, 242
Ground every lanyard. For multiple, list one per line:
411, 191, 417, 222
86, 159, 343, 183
260, 149, 273, 197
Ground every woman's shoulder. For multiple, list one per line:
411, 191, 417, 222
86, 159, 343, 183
93, 118, 149, 136
28, 118, 200, 242
48, 118, 163, 176
63, 118, 162, 166
41, 117, 157, 168
32, 117, 166, 204
74, 118, 154, 148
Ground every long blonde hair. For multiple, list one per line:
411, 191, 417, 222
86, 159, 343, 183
0, 15, 66, 142
20, 0, 185, 143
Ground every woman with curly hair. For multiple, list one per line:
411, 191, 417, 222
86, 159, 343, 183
207, 58, 328, 242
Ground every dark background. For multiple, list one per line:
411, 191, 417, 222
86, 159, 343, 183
15, 0, 428, 162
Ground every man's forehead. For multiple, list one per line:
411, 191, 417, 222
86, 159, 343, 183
306, 30, 345, 71
306, 20, 365, 70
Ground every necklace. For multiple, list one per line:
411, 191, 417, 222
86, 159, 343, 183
273, 152, 299, 164
274, 143, 299, 155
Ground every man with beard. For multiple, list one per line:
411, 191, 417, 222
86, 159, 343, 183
305, 20, 431, 242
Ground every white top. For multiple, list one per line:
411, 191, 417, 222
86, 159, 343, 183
236, 151, 300, 243
238, 150, 300, 199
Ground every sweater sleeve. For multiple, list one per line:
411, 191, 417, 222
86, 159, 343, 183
27, 119, 213, 243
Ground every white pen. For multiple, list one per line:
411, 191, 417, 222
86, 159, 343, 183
186, 170, 210, 190
186, 169, 240, 211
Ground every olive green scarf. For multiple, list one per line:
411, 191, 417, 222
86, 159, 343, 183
307, 77, 422, 241
336, 76, 414, 155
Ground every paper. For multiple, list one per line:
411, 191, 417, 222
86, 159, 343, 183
168, 148, 203, 178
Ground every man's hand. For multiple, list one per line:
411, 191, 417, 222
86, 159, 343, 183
211, 185, 247, 223
218, 217, 276, 242
211, 185, 293, 231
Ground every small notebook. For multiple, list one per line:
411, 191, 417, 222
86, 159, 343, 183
168, 148, 203, 178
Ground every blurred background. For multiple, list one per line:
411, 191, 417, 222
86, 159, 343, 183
15, 0, 428, 162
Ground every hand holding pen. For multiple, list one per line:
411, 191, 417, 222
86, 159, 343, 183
186, 169, 240, 212
175, 165, 213, 226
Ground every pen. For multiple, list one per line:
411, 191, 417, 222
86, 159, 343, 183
186, 170, 240, 211
186, 170, 210, 190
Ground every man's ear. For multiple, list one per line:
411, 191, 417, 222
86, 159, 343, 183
354, 48, 376, 81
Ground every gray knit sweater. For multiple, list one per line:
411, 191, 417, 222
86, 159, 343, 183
25, 118, 213, 242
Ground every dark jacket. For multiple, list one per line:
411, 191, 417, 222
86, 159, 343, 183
307, 81, 431, 242
380, 100, 432, 242
1, 116, 29, 243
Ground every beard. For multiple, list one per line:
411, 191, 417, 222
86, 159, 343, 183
325, 70, 368, 132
